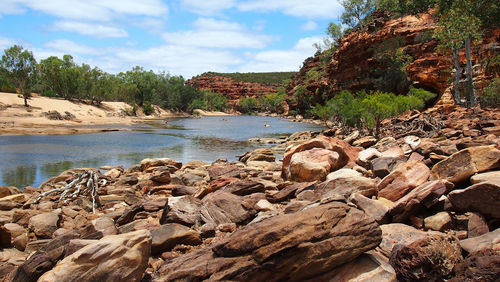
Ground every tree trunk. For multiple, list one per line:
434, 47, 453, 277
465, 35, 477, 107
23, 94, 28, 107
452, 48, 461, 105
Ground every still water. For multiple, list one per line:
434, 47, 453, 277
0, 116, 324, 188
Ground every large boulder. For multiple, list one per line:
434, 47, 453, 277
389, 233, 462, 281
28, 212, 60, 239
314, 173, 377, 200
38, 230, 151, 282
378, 160, 430, 202
389, 180, 454, 222
378, 224, 428, 257
447, 181, 500, 219
140, 158, 182, 171
430, 145, 500, 183
222, 179, 266, 196
289, 148, 342, 182
459, 228, 500, 254
282, 136, 361, 181
154, 201, 381, 281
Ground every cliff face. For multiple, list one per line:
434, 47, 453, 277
289, 11, 500, 105
186, 74, 280, 105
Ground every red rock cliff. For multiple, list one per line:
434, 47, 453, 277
187, 74, 280, 105
289, 11, 500, 105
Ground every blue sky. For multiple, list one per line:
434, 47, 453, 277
0, 0, 344, 78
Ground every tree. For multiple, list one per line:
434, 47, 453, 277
238, 97, 258, 114
435, 0, 482, 106
0, 45, 37, 106
339, 0, 376, 30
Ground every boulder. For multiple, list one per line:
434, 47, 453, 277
353, 136, 377, 148
200, 191, 254, 226
314, 174, 377, 200
389, 233, 462, 281
314, 251, 396, 282
289, 148, 341, 182
239, 148, 275, 163
267, 182, 315, 203
459, 228, 500, 254
447, 181, 500, 218
430, 145, 500, 183
378, 160, 430, 202
450, 249, 500, 282
208, 165, 244, 180
140, 158, 182, 171
149, 169, 171, 183
282, 136, 361, 180
468, 212, 489, 238
160, 196, 202, 227
389, 180, 454, 222
28, 212, 60, 239
350, 193, 389, 224
371, 157, 405, 178
150, 223, 202, 255
0, 186, 21, 198
470, 171, 500, 185
357, 148, 382, 168
222, 179, 266, 196
38, 230, 151, 282
154, 202, 381, 281
424, 212, 452, 231
378, 223, 428, 257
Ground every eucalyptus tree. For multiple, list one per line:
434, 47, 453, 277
339, 0, 376, 30
0, 45, 37, 106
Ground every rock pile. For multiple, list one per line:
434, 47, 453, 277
0, 106, 499, 281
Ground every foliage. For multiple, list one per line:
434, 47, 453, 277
0, 45, 37, 106
372, 37, 412, 93
407, 87, 437, 104
306, 68, 323, 82
193, 90, 228, 112
291, 85, 313, 116
258, 88, 286, 113
340, 0, 376, 30
142, 101, 155, 115
238, 97, 258, 114
202, 72, 296, 85
480, 78, 500, 108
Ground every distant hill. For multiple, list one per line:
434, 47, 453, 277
200, 72, 296, 85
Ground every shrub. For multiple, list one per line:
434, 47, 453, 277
142, 101, 154, 115
408, 87, 437, 105
238, 97, 258, 114
480, 78, 500, 108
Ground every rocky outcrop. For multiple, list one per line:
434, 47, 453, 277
153, 202, 381, 281
187, 73, 282, 105
288, 11, 500, 108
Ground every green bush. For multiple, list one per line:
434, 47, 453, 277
408, 87, 437, 105
142, 101, 154, 115
190, 98, 207, 110
238, 97, 258, 114
480, 78, 500, 108
204, 91, 228, 111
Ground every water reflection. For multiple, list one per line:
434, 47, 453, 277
2, 165, 36, 188
0, 116, 325, 188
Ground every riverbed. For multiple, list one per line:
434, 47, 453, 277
0, 115, 324, 188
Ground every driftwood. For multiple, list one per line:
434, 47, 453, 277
389, 116, 444, 139
35, 170, 105, 213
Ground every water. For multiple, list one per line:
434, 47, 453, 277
0, 116, 324, 188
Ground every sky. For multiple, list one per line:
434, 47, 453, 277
0, 0, 344, 78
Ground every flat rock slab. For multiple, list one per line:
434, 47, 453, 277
151, 223, 201, 255
38, 230, 151, 282
460, 228, 500, 254
378, 160, 430, 202
447, 181, 500, 218
430, 145, 500, 183
154, 201, 381, 281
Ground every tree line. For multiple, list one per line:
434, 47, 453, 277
0, 46, 228, 113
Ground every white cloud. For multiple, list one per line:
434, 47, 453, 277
162, 18, 274, 49
193, 18, 244, 31
179, 0, 236, 16
0, 37, 18, 51
44, 39, 101, 55
238, 0, 343, 19
51, 21, 128, 38
238, 36, 322, 72
0, 0, 168, 21
300, 21, 318, 31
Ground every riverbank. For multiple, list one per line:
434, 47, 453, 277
0, 105, 498, 281
0, 92, 232, 135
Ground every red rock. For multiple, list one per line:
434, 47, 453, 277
447, 181, 500, 219
289, 148, 341, 182
378, 160, 431, 202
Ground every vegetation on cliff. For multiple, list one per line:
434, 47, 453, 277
200, 71, 296, 85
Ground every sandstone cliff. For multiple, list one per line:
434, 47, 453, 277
288, 11, 500, 105
187, 73, 291, 105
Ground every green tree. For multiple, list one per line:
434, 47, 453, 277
0, 45, 37, 106
372, 37, 412, 93
339, 0, 376, 30
480, 78, 500, 108
238, 97, 258, 113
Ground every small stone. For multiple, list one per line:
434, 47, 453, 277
424, 212, 452, 231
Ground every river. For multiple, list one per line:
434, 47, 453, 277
0, 115, 325, 188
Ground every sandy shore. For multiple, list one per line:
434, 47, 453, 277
0, 92, 201, 135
